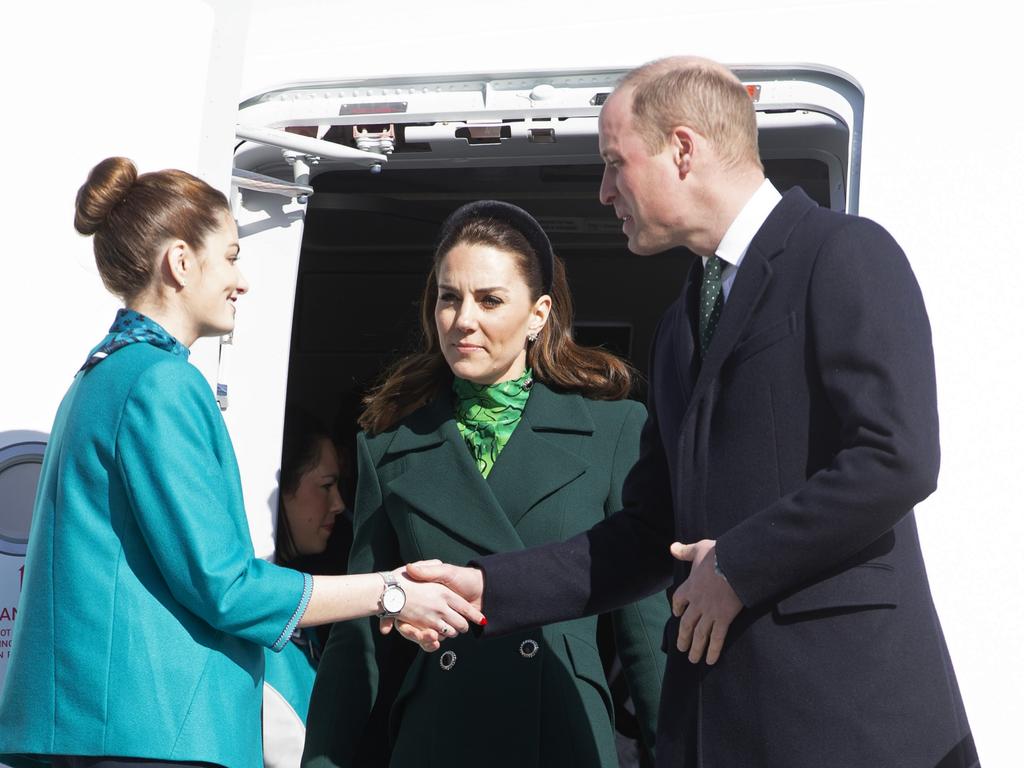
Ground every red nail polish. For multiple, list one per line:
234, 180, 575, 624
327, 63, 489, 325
480, 616, 488, 626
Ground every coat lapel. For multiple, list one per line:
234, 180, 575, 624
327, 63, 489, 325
384, 395, 526, 554
686, 250, 772, 415
674, 262, 702, 400
683, 187, 816, 422
486, 383, 592, 527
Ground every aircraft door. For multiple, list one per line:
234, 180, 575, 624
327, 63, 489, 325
227, 130, 388, 559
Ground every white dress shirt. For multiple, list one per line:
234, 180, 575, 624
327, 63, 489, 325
703, 179, 782, 301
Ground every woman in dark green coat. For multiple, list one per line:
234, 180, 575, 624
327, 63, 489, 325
303, 201, 668, 768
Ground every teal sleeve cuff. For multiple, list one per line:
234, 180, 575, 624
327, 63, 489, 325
272, 572, 314, 652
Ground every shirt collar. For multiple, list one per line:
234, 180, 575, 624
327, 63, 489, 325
709, 178, 782, 267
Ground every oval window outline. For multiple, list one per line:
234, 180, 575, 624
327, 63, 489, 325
0, 441, 46, 556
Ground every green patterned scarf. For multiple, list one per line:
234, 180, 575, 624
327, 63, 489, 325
453, 368, 533, 478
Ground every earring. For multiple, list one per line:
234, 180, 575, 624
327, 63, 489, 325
527, 332, 539, 343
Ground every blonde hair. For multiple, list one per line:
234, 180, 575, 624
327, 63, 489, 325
619, 56, 762, 171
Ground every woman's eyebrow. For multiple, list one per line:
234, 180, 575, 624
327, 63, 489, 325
437, 283, 509, 293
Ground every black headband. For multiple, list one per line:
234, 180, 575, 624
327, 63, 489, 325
437, 200, 554, 294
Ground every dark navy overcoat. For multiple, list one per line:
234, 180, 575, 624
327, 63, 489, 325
477, 188, 977, 768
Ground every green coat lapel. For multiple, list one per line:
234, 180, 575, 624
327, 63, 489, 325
486, 382, 592, 528
384, 394, 525, 554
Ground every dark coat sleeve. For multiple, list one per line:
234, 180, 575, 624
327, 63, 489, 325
715, 217, 941, 606
477, 363, 676, 636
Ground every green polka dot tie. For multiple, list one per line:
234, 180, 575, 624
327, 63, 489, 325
699, 255, 725, 356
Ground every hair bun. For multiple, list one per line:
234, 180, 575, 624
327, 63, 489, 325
74, 156, 138, 235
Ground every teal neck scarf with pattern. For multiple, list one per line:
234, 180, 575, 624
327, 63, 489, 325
80, 308, 189, 372
453, 368, 533, 478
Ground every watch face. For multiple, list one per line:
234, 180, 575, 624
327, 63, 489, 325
382, 586, 406, 614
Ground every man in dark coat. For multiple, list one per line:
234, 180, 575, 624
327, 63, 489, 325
402, 55, 977, 767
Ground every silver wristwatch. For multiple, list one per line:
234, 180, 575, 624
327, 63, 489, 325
378, 570, 407, 617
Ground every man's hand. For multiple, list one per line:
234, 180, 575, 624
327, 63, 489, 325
379, 561, 486, 651
670, 540, 742, 665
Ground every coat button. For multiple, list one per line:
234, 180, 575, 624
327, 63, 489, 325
519, 639, 539, 658
439, 650, 457, 670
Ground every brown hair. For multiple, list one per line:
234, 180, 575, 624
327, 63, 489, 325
619, 56, 762, 171
277, 407, 333, 564
359, 215, 634, 434
74, 156, 231, 301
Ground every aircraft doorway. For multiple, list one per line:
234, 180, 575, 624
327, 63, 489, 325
282, 157, 834, 432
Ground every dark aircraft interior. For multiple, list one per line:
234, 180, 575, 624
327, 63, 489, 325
283, 156, 835, 433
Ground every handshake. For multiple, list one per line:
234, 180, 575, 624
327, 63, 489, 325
377, 560, 486, 652
374, 539, 743, 666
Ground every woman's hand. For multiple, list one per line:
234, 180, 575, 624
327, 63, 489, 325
379, 560, 486, 651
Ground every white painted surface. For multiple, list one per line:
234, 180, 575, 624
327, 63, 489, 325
226, 189, 307, 558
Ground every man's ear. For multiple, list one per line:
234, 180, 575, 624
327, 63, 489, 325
671, 126, 697, 178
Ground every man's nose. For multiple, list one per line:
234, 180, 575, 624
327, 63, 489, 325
599, 167, 615, 206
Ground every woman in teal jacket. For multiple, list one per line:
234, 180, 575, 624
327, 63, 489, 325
0, 158, 482, 768
302, 202, 669, 768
